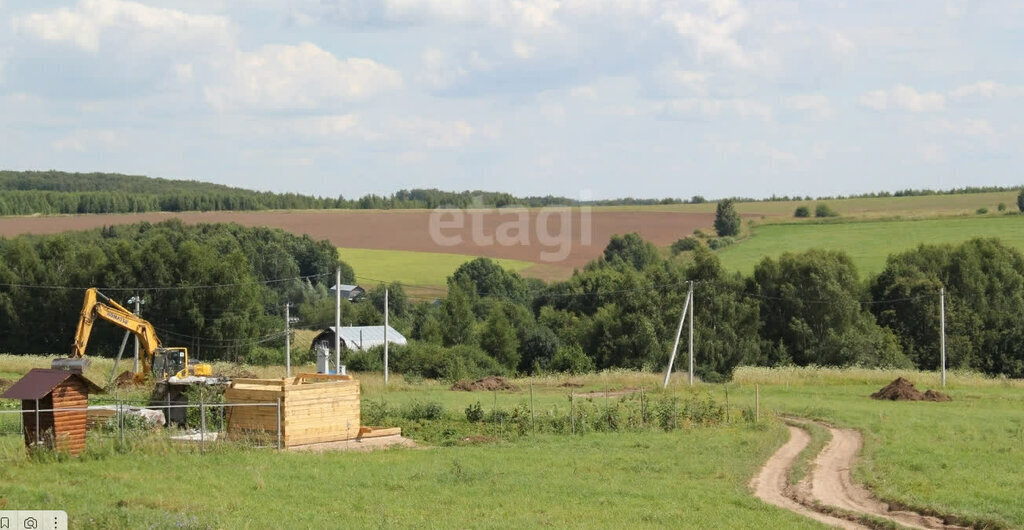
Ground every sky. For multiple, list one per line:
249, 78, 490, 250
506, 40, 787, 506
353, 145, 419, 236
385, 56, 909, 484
0, 0, 1022, 200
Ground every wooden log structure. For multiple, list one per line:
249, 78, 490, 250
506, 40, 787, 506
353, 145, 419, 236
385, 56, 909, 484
1, 369, 102, 456
224, 373, 390, 448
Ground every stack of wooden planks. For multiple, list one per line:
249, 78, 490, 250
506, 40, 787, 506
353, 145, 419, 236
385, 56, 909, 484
224, 373, 362, 448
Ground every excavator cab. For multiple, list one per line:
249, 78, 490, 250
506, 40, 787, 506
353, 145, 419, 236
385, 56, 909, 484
152, 348, 187, 380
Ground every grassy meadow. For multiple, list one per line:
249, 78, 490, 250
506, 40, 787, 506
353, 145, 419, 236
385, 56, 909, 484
3, 356, 1023, 528
338, 247, 533, 288
717, 214, 1024, 275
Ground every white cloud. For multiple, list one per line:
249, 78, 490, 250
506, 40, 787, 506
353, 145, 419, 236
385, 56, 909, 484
12, 0, 233, 53
785, 93, 833, 119
662, 0, 755, 68
822, 28, 855, 57
665, 97, 772, 120
511, 39, 534, 59
947, 81, 1024, 101
860, 84, 945, 112
204, 42, 402, 111
663, 68, 712, 95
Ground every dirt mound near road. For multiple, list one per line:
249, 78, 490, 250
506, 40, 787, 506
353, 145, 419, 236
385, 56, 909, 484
870, 378, 952, 402
450, 376, 520, 392
923, 389, 952, 402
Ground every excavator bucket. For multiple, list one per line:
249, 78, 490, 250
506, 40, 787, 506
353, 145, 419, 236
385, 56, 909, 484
51, 357, 91, 373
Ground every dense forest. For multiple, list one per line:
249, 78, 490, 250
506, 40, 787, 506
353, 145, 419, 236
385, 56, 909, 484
1, 170, 1019, 216
6, 220, 1022, 380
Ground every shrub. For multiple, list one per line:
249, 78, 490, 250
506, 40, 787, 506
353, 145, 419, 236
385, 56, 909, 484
706, 237, 734, 250
465, 401, 484, 423
998, 202, 1007, 211
670, 236, 702, 255
1018, 189, 1024, 212
814, 204, 839, 217
362, 399, 391, 425
346, 348, 384, 372
403, 400, 446, 421
246, 347, 284, 366
550, 345, 595, 374
794, 206, 811, 218
976, 207, 988, 215
693, 229, 707, 238
714, 200, 741, 236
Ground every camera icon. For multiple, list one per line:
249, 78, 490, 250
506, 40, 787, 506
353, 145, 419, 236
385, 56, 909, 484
22, 517, 36, 530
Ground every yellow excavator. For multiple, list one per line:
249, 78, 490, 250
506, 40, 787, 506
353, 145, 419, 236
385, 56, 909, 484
52, 287, 214, 381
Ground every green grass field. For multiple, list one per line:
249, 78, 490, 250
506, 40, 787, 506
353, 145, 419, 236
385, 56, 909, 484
3, 357, 1023, 528
601, 190, 1019, 219
717, 214, 1024, 275
339, 248, 534, 287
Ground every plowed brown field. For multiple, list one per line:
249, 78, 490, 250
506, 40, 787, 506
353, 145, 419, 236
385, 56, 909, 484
0, 209, 759, 280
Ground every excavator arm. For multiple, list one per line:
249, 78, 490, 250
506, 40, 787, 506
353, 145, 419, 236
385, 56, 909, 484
64, 288, 199, 379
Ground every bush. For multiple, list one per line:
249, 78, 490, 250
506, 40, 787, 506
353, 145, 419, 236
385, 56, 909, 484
346, 348, 384, 372
465, 401, 484, 423
706, 237, 734, 250
246, 347, 284, 366
693, 229, 707, 238
998, 202, 1007, 211
976, 207, 988, 215
362, 399, 390, 425
403, 400, 446, 421
392, 342, 506, 383
671, 236, 702, 255
550, 345, 595, 374
1018, 189, 1024, 212
794, 206, 811, 218
814, 204, 839, 217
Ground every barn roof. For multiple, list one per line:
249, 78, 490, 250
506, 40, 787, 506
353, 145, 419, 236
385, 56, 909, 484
312, 326, 407, 351
1, 369, 103, 400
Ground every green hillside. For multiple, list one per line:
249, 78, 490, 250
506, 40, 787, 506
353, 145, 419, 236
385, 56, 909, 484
717, 214, 1024, 275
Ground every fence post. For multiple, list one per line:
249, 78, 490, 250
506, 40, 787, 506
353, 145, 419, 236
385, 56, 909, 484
570, 393, 575, 435
724, 385, 729, 424
530, 383, 535, 434
755, 384, 760, 423
118, 396, 124, 450
34, 398, 40, 450
200, 396, 206, 454
640, 387, 646, 426
276, 398, 282, 451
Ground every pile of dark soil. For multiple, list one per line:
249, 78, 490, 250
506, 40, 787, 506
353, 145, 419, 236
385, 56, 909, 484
112, 370, 137, 387
450, 376, 520, 392
870, 378, 952, 402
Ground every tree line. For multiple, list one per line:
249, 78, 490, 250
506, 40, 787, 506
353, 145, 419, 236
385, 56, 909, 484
2, 218, 1023, 380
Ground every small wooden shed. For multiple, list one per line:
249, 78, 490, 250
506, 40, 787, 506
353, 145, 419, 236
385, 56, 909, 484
1, 369, 103, 455
225, 373, 361, 447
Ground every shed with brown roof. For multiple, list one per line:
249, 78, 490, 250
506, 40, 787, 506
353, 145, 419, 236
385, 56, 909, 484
2, 369, 103, 455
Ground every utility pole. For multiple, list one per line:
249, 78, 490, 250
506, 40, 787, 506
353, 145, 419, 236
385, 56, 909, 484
688, 281, 695, 387
663, 284, 692, 389
128, 294, 143, 373
285, 302, 292, 378
940, 286, 946, 388
384, 288, 389, 385
335, 267, 341, 375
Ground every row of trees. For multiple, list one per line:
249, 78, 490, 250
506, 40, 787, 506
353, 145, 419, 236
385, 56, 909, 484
3, 218, 1023, 380
377, 235, 1024, 380
0, 220, 346, 360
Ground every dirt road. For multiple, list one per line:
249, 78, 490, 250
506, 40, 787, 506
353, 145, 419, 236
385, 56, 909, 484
753, 421, 968, 529
750, 426, 866, 529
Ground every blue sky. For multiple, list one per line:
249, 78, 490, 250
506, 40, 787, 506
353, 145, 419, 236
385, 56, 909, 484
1, 0, 1022, 200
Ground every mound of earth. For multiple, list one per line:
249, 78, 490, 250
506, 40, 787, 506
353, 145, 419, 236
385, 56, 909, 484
923, 389, 952, 402
870, 378, 952, 402
112, 370, 137, 387
450, 376, 520, 392
558, 382, 583, 388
